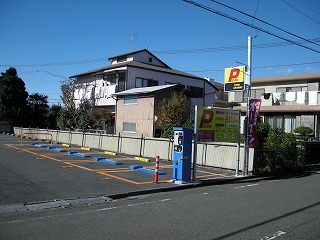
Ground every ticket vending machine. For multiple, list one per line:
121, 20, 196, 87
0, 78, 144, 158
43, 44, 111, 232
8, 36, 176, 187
172, 127, 193, 182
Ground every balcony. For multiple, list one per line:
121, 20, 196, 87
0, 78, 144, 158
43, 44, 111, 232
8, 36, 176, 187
235, 91, 320, 113
260, 91, 319, 107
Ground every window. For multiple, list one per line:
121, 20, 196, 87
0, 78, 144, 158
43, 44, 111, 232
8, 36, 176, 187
104, 72, 125, 92
187, 85, 204, 98
104, 74, 118, 85
265, 115, 296, 133
251, 89, 265, 99
266, 116, 283, 129
135, 77, 158, 88
123, 122, 136, 132
124, 96, 137, 105
234, 88, 265, 102
117, 56, 127, 62
148, 57, 152, 63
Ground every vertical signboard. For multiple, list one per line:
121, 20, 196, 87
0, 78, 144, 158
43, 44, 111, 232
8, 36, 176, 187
248, 99, 262, 147
224, 66, 246, 92
197, 107, 240, 143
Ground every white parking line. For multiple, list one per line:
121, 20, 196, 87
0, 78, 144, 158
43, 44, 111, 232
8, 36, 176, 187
261, 230, 286, 240
234, 183, 259, 189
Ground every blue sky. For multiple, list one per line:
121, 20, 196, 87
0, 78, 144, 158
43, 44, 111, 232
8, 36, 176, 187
1, 0, 319, 105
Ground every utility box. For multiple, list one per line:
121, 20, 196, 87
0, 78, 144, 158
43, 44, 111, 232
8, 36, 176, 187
172, 127, 193, 182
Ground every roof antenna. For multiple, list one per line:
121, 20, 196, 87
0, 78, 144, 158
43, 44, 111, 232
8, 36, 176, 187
128, 32, 140, 51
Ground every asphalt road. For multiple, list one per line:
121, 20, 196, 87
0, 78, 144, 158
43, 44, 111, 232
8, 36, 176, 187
1, 169, 320, 239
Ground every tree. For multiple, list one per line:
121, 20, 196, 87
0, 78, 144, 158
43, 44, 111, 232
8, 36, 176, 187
256, 122, 271, 148
46, 105, 62, 129
156, 91, 192, 138
60, 78, 76, 111
57, 100, 93, 131
227, 101, 240, 108
28, 93, 49, 128
294, 126, 313, 140
89, 107, 113, 129
57, 79, 78, 130
0, 67, 29, 126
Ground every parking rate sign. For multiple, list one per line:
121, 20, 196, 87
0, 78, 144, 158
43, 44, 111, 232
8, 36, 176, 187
224, 66, 245, 92
197, 107, 240, 143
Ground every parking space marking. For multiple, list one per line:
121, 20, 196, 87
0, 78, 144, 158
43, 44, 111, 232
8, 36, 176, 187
7, 144, 225, 185
61, 165, 74, 169
61, 159, 95, 163
96, 171, 141, 184
7, 144, 170, 185
8, 145, 62, 163
63, 162, 94, 171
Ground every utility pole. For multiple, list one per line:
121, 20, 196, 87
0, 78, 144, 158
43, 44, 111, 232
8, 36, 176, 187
244, 36, 252, 176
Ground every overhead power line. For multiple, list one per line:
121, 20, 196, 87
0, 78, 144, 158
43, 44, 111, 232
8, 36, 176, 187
2, 39, 320, 68
0, 58, 107, 68
182, 0, 320, 54
153, 38, 320, 54
282, 0, 320, 25
209, 0, 320, 47
183, 61, 320, 73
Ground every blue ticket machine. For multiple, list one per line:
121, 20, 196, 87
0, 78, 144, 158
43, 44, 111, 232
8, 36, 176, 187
172, 127, 193, 182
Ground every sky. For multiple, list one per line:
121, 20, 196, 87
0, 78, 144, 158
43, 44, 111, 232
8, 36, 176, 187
1, 0, 320, 106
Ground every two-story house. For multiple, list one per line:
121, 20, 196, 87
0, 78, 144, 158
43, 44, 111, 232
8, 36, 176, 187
228, 73, 320, 138
70, 49, 219, 133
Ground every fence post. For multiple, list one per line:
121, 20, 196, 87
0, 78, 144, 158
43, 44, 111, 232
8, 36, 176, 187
117, 132, 121, 153
154, 155, 160, 183
139, 134, 144, 157
82, 131, 85, 147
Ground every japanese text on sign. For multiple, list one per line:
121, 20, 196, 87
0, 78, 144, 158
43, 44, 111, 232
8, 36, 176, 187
248, 99, 262, 147
197, 107, 240, 143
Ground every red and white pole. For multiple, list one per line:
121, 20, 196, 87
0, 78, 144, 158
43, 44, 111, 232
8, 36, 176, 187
154, 155, 160, 183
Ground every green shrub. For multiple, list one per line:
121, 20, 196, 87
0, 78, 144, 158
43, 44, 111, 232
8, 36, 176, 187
294, 126, 313, 137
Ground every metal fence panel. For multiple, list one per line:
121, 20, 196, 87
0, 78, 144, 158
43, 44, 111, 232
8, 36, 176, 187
83, 133, 101, 149
56, 131, 71, 144
70, 132, 84, 146
119, 136, 141, 156
143, 138, 171, 160
100, 135, 119, 152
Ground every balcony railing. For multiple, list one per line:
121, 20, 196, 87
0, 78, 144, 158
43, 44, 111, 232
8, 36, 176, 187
260, 91, 319, 106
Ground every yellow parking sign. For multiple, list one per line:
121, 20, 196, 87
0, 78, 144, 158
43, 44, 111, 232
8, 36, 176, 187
224, 66, 245, 92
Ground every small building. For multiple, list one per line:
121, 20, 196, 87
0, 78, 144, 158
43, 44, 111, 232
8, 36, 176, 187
112, 84, 193, 137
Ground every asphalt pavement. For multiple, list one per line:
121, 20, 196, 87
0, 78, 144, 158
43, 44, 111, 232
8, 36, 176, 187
0, 133, 248, 214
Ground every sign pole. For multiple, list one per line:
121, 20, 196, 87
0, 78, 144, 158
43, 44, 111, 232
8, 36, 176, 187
236, 110, 241, 176
244, 36, 252, 176
192, 105, 198, 182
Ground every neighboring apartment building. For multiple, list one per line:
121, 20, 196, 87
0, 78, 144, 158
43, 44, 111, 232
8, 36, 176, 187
70, 49, 219, 133
228, 73, 320, 137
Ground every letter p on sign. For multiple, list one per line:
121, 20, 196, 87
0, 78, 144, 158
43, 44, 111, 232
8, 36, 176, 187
228, 68, 240, 82
224, 66, 245, 85
199, 110, 213, 128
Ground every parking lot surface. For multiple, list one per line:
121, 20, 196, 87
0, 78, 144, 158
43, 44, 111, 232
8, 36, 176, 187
0, 134, 236, 212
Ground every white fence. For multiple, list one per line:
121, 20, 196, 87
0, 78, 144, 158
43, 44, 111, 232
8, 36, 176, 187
14, 127, 254, 172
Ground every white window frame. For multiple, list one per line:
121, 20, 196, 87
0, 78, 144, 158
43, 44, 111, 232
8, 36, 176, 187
124, 96, 137, 105
123, 122, 136, 133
